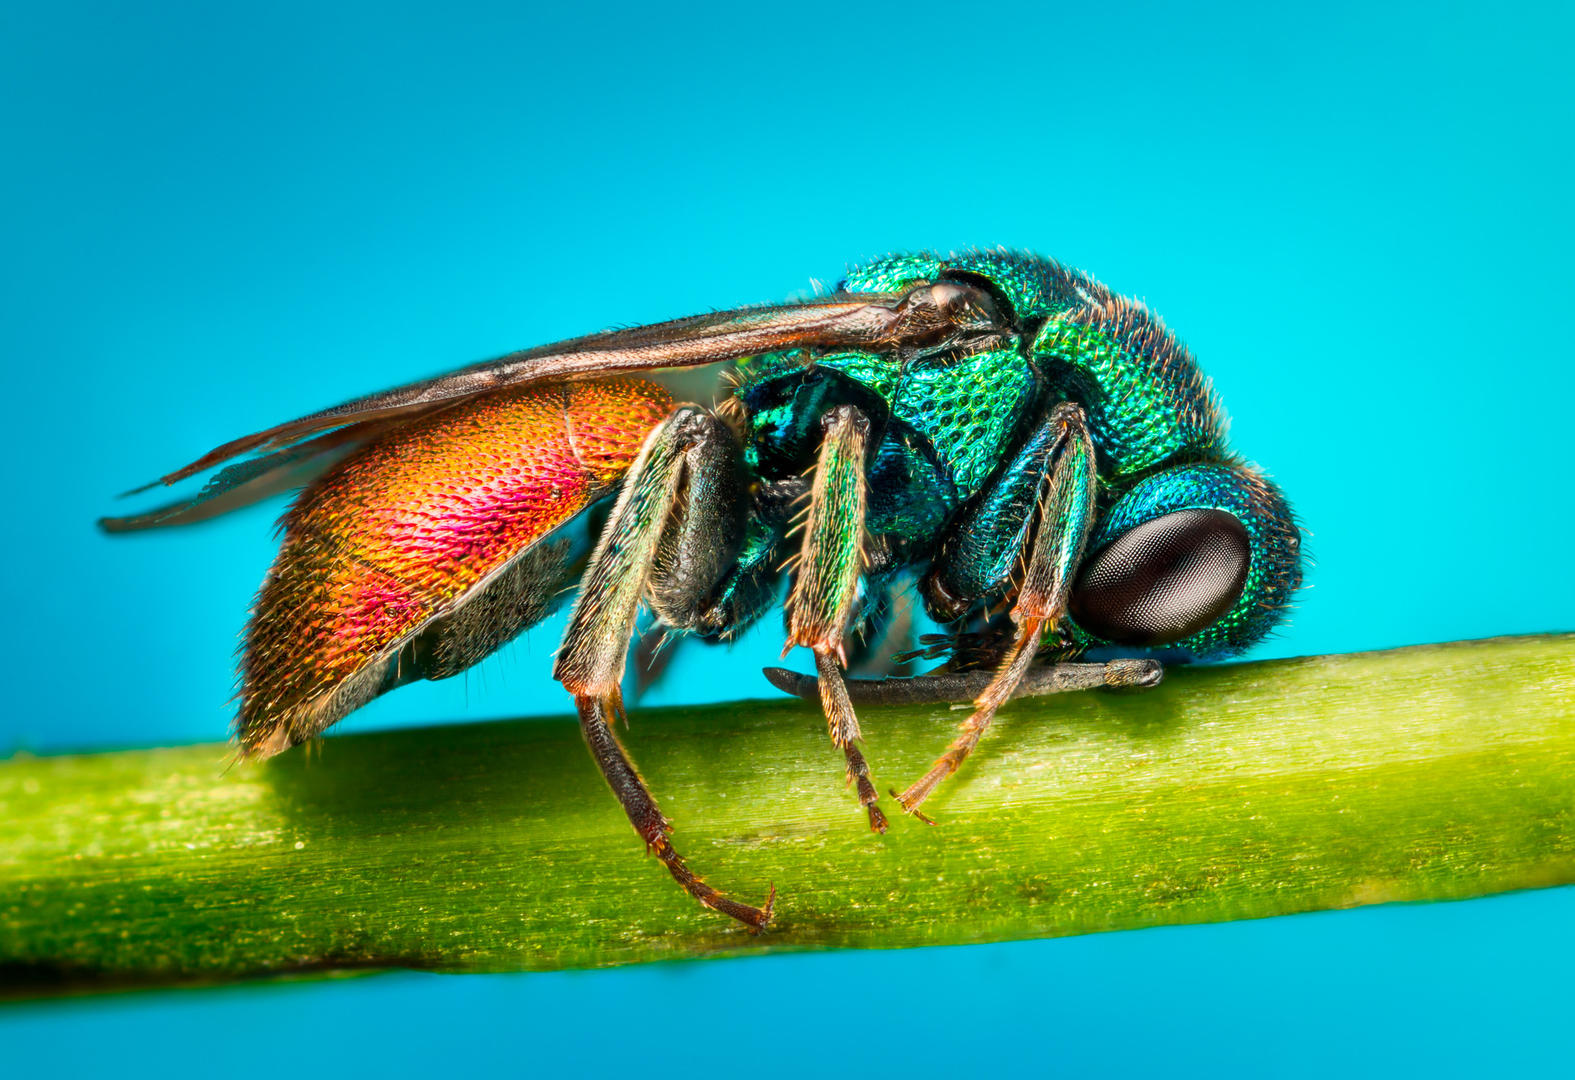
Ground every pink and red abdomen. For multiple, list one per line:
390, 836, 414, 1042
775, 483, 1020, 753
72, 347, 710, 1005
239, 378, 672, 756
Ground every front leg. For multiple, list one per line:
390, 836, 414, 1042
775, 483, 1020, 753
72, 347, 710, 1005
783, 404, 888, 833
896, 402, 1099, 820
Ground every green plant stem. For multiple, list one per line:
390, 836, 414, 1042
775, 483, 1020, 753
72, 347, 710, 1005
2, 635, 1572, 998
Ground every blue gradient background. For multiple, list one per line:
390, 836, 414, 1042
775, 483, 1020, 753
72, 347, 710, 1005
3, 1, 1571, 1074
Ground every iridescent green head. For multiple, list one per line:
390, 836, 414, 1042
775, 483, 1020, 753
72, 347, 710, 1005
1065, 464, 1302, 661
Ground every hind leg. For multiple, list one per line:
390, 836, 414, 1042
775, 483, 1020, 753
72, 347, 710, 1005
554, 406, 772, 928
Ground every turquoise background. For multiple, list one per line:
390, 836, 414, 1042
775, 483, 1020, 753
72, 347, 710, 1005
3, 0, 1571, 1073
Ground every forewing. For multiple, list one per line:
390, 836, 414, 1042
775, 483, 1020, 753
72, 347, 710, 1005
119, 280, 1007, 501
100, 418, 403, 532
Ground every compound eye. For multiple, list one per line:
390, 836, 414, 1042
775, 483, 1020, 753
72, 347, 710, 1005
1070, 509, 1250, 647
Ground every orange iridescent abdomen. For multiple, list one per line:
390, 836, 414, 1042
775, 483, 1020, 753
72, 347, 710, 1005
240, 378, 672, 755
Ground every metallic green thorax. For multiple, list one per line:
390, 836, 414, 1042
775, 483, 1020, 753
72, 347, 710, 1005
732, 250, 1299, 662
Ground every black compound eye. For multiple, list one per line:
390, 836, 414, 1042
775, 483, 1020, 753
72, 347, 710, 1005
1070, 509, 1250, 647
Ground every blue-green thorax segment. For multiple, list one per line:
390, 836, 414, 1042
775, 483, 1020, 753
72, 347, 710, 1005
840, 250, 1085, 323
1032, 302, 1227, 480
845, 250, 1231, 481
735, 252, 1097, 524
735, 342, 1040, 560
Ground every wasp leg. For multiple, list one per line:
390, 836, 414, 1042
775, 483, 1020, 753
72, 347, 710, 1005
578, 693, 775, 929
895, 403, 1099, 820
762, 657, 1162, 705
555, 407, 772, 929
783, 405, 888, 833
630, 409, 748, 699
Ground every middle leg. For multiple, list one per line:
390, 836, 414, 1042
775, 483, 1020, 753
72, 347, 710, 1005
783, 404, 888, 833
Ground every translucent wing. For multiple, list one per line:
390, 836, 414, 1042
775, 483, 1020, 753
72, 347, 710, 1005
103, 280, 1009, 531
100, 419, 402, 532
